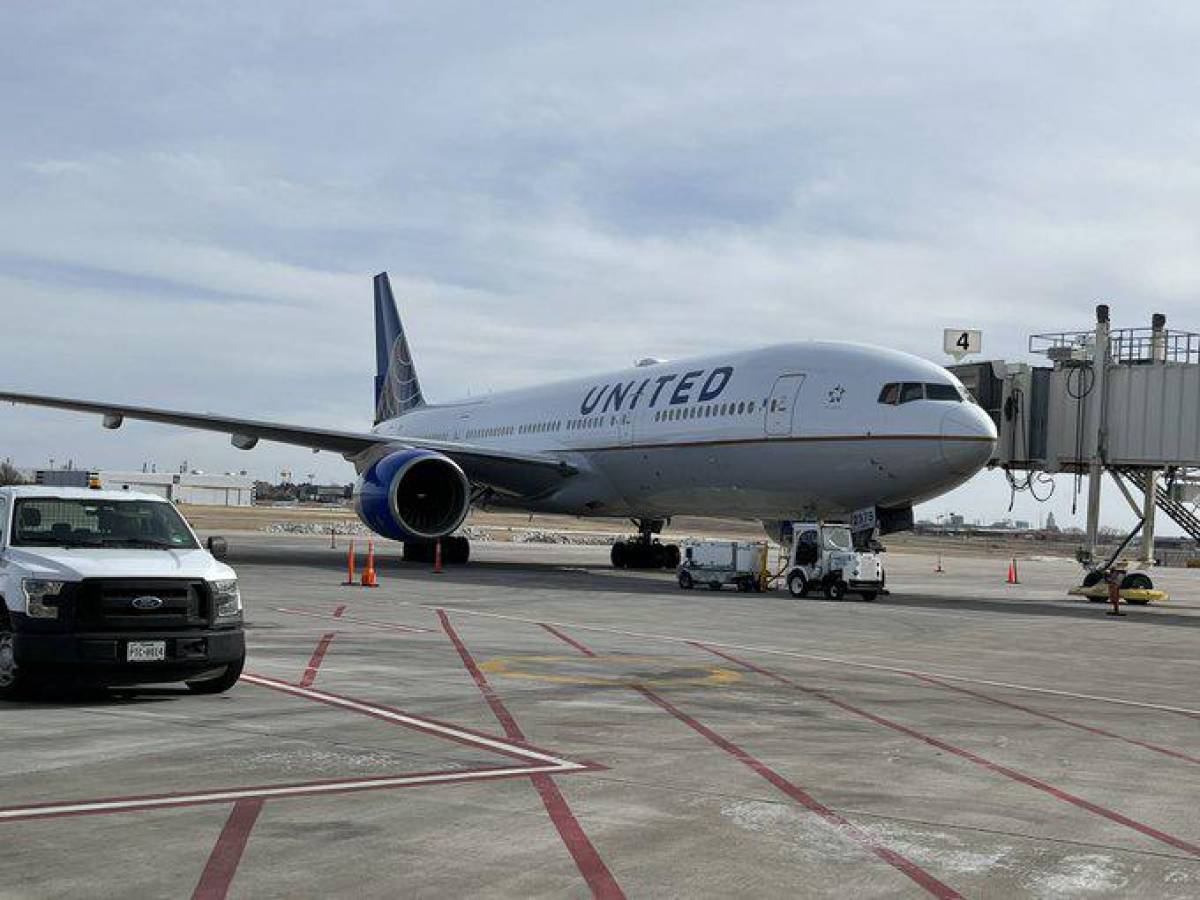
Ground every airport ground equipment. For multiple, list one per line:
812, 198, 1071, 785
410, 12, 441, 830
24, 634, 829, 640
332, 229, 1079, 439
677, 540, 769, 592
0, 485, 246, 697
782, 522, 885, 601
611, 519, 681, 570
951, 306, 1200, 596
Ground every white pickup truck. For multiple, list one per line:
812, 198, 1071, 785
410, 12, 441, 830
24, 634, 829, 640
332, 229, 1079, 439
0, 485, 245, 698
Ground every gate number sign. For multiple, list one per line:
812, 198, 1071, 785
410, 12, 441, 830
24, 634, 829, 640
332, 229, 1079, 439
944, 329, 981, 360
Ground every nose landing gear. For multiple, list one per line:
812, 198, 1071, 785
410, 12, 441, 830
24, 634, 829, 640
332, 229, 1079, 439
610, 519, 681, 570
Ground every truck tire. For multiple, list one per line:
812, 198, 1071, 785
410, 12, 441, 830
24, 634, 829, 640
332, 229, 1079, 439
0, 612, 33, 700
786, 572, 808, 598
824, 580, 847, 601
678, 570, 694, 590
186, 655, 246, 695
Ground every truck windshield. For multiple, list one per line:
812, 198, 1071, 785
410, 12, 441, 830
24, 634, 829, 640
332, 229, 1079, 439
11, 498, 199, 550
823, 527, 853, 551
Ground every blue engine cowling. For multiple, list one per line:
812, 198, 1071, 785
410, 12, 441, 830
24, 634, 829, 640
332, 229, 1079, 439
354, 449, 471, 542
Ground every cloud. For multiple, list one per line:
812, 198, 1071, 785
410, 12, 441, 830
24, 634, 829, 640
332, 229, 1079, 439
1, 3, 1197, 530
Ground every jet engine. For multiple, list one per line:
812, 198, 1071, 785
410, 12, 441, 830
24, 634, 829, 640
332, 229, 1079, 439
354, 449, 471, 542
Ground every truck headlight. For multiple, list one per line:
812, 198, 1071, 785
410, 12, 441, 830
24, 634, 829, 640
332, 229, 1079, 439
210, 579, 243, 622
22, 580, 65, 619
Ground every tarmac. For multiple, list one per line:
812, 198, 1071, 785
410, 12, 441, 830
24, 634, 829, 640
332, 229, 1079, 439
2, 534, 1198, 898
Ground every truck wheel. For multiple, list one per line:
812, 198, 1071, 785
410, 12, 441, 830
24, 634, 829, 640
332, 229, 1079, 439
678, 570, 694, 590
186, 655, 245, 695
0, 615, 33, 700
824, 580, 847, 601
786, 572, 808, 598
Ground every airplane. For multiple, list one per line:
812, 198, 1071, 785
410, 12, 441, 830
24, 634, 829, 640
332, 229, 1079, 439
1, 273, 997, 568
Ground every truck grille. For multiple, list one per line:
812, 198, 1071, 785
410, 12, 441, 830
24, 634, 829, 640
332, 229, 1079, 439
72, 579, 211, 632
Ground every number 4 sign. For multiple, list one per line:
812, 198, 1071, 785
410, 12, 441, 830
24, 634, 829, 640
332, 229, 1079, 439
943, 328, 982, 361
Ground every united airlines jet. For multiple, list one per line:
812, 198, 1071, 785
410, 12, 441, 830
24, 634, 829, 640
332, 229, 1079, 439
1, 274, 996, 567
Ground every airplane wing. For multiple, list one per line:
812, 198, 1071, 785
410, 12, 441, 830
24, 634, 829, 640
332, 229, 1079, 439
0, 391, 577, 498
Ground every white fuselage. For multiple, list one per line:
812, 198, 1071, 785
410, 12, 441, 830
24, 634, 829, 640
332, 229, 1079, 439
371, 342, 997, 522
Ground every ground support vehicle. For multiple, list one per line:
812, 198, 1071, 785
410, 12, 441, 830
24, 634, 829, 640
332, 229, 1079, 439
677, 540, 769, 592
0, 486, 245, 698
783, 522, 884, 601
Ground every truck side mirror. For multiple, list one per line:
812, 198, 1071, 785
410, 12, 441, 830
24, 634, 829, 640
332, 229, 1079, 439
206, 536, 228, 561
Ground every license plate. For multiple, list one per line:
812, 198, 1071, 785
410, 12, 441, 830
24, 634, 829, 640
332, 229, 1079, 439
127, 641, 166, 663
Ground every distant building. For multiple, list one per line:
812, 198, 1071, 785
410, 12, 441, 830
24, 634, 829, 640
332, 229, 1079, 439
36, 469, 254, 507
1045, 511, 1059, 532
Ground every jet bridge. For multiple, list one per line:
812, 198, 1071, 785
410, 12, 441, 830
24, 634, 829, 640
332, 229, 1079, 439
950, 306, 1200, 586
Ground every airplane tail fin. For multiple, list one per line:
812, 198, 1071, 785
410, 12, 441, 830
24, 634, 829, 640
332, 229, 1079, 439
373, 272, 425, 423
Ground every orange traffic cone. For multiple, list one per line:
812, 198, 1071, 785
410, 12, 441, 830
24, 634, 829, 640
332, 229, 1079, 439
342, 540, 357, 585
935, 555, 944, 574
361, 541, 379, 588
433, 538, 443, 575
1006, 558, 1019, 584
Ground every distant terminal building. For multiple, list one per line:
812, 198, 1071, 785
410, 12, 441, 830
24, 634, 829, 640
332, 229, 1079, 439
36, 469, 254, 507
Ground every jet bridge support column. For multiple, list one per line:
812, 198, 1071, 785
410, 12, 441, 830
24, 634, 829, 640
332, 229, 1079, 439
1139, 315, 1166, 566
1084, 304, 1111, 566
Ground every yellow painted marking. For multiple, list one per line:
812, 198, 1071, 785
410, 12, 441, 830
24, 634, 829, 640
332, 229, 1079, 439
481, 654, 742, 687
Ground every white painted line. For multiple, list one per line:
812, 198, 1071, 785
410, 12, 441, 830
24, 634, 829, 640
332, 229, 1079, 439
0, 765, 573, 823
423, 606, 1200, 718
243, 674, 582, 768
274, 607, 429, 633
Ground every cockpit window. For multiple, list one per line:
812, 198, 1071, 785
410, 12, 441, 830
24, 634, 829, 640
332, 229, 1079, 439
879, 382, 964, 404
925, 383, 962, 402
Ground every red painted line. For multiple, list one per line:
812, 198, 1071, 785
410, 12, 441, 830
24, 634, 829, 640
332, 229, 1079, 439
192, 799, 264, 900
333, 604, 347, 618
275, 607, 427, 633
437, 610, 625, 900
540, 622, 597, 657
907, 671, 1200, 766
299, 633, 336, 687
693, 643, 1200, 858
536, 623, 960, 899
634, 684, 962, 899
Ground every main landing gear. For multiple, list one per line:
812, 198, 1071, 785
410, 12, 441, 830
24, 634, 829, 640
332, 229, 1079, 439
610, 519, 681, 570
403, 536, 471, 565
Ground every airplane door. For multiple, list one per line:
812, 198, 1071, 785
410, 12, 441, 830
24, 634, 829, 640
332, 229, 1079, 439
619, 411, 634, 446
765, 374, 805, 436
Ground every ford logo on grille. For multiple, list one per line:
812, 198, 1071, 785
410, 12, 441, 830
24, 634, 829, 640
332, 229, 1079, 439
131, 596, 164, 610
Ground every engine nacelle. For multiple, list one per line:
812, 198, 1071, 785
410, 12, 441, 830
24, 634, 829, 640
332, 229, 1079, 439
354, 449, 471, 542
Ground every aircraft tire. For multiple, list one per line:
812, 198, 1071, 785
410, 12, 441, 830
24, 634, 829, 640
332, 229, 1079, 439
611, 542, 627, 568
678, 570, 694, 590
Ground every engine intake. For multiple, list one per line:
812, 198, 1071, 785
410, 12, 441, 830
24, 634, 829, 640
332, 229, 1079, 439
354, 449, 471, 542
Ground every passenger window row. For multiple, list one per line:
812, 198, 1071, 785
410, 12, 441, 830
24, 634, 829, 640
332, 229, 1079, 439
878, 382, 963, 405
654, 400, 756, 423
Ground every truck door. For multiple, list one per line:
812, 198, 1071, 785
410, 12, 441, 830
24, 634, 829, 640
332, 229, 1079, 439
765, 374, 805, 436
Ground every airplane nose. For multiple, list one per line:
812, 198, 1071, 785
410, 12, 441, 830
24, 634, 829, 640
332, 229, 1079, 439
940, 405, 997, 475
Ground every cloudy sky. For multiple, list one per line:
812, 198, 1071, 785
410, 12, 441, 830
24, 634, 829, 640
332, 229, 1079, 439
3, 2, 1199, 532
